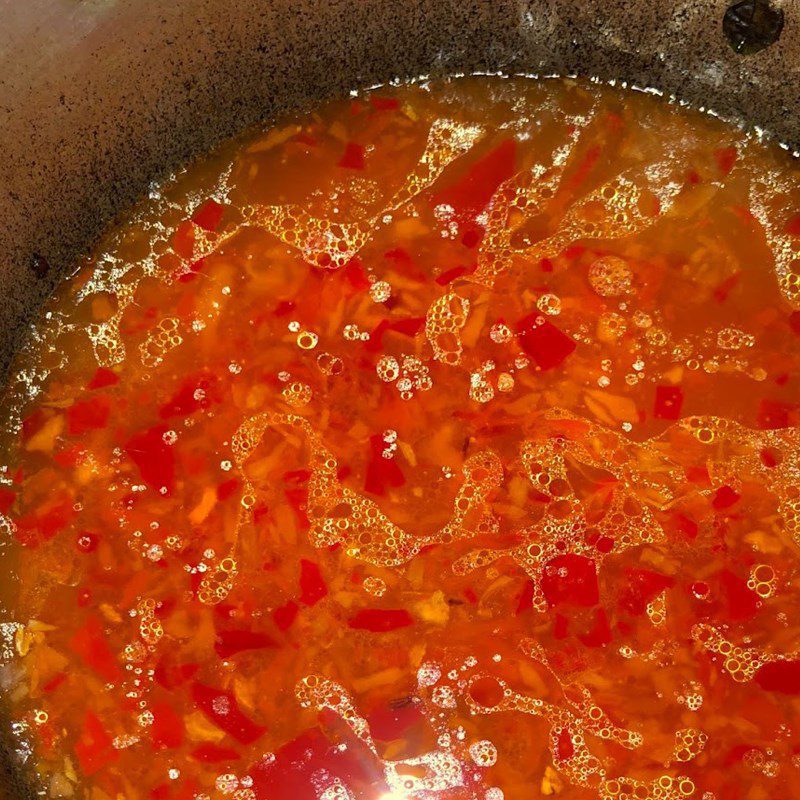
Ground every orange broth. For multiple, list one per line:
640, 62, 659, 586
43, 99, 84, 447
1, 76, 800, 800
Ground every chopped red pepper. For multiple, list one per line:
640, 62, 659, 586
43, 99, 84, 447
556, 727, 575, 760
435, 265, 471, 285
516, 314, 576, 370
191, 682, 266, 744
712, 485, 741, 510
617, 569, 674, 616
272, 600, 299, 632
14, 499, 76, 547
515, 579, 535, 615
250, 727, 386, 800
0, 488, 15, 515
719, 570, 758, 621
653, 385, 683, 420
151, 701, 184, 749
755, 660, 800, 695
87, 367, 120, 390
348, 609, 414, 631
541, 554, 599, 607
299, 559, 328, 606
125, 425, 176, 494
714, 146, 738, 175
342, 257, 371, 291
433, 138, 517, 220
338, 142, 366, 170
154, 660, 199, 690
192, 198, 225, 232
159, 373, 221, 419
69, 615, 121, 683
67, 396, 111, 436
75, 711, 117, 776
367, 700, 425, 741
369, 96, 400, 112
364, 434, 405, 496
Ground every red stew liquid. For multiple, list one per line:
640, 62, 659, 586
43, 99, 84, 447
1, 76, 800, 800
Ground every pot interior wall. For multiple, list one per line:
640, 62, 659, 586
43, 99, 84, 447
0, 0, 797, 795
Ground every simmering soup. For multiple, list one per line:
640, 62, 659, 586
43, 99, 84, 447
1, 76, 800, 800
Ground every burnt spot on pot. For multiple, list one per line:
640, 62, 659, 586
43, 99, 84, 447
29, 253, 51, 281
723, 0, 784, 55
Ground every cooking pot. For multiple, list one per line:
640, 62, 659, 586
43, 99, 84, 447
0, 0, 796, 796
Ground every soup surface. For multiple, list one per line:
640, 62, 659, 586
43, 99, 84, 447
1, 76, 800, 800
